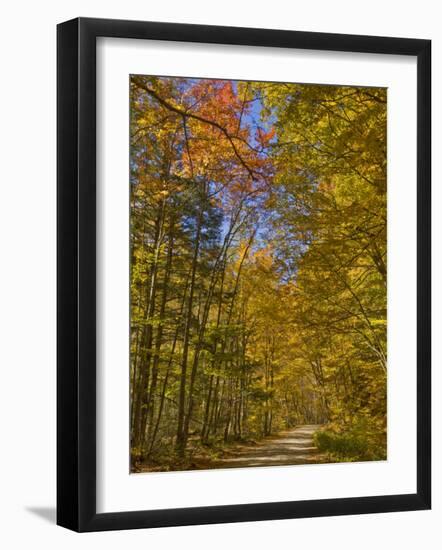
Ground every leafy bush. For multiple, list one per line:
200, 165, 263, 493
314, 422, 386, 462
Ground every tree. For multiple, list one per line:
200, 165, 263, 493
130, 77, 387, 470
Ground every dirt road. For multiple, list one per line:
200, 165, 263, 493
208, 424, 325, 469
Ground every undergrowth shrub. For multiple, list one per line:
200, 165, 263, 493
314, 420, 386, 462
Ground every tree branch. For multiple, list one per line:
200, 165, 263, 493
132, 76, 260, 181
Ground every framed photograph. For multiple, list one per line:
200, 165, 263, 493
57, 17, 431, 531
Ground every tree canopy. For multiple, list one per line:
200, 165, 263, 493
129, 75, 387, 471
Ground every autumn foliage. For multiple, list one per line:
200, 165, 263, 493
129, 75, 387, 471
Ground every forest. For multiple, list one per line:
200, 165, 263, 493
129, 75, 387, 472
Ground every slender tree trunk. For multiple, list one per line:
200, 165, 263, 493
182, 216, 244, 449
176, 204, 203, 456
207, 375, 220, 438
201, 375, 214, 443
132, 200, 166, 451
144, 226, 175, 451
201, 256, 227, 443
147, 275, 190, 457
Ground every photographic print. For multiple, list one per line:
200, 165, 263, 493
129, 75, 387, 473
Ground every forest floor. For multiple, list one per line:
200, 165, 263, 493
135, 425, 328, 472
199, 424, 327, 469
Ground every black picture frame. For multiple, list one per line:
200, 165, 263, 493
57, 17, 431, 532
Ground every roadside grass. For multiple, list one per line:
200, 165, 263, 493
314, 422, 387, 462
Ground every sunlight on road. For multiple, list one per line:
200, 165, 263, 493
212, 425, 326, 469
